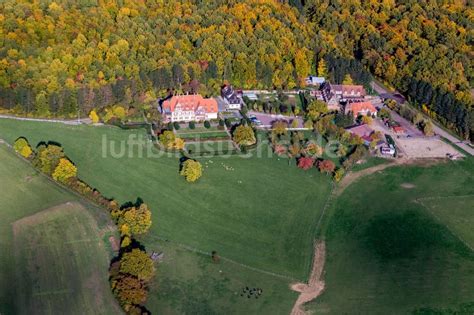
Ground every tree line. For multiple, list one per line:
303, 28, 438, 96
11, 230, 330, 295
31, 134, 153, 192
13, 137, 155, 314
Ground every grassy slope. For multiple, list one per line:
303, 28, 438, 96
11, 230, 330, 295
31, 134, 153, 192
418, 196, 474, 249
146, 240, 298, 315
0, 144, 119, 315
309, 158, 474, 314
0, 119, 333, 313
0, 119, 332, 279
13, 202, 120, 315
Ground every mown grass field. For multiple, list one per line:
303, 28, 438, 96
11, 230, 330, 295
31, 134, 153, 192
144, 239, 298, 314
309, 158, 474, 314
418, 195, 474, 250
0, 118, 334, 313
185, 140, 236, 155
13, 202, 120, 315
3, 118, 473, 314
0, 144, 119, 315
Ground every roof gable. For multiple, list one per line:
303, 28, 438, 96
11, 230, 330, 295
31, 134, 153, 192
163, 95, 218, 114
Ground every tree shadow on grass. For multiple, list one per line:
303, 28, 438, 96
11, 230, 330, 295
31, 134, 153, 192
364, 210, 471, 260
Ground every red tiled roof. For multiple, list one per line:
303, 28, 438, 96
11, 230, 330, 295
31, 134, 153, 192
163, 95, 218, 114
393, 126, 405, 133
332, 84, 366, 97
346, 101, 377, 117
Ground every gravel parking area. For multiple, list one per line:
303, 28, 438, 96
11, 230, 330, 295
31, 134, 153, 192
396, 137, 463, 159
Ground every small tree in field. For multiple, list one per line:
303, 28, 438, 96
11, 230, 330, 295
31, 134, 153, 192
298, 157, 314, 170
233, 125, 256, 146
13, 137, 33, 158
204, 120, 211, 129
273, 144, 287, 156
288, 143, 301, 157
211, 251, 220, 263
336, 144, 347, 157
180, 159, 202, 182
318, 159, 336, 174
52, 158, 77, 183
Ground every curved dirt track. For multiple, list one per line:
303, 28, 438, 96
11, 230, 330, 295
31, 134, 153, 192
289, 157, 447, 314
290, 242, 326, 315
335, 157, 446, 196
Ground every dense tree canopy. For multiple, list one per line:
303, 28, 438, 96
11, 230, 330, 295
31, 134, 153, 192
119, 249, 155, 282
305, 0, 473, 138
0, 0, 472, 137
0, 0, 315, 116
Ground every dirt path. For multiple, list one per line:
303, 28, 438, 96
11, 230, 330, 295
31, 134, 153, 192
288, 157, 448, 314
335, 157, 446, 196
0, 114, 91, 125
290, 241, 326, 315
335, 159, 401, 196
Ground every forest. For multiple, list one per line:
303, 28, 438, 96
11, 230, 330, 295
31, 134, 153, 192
0, 0, 472, 139
0, 0, 316, 116
304, 0, 473, 139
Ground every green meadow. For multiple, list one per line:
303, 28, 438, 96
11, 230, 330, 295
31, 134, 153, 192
1, 118, 473, 314
0, 144, 119, 315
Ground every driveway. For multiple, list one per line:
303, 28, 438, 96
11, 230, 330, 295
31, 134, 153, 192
389, 110, 424, 137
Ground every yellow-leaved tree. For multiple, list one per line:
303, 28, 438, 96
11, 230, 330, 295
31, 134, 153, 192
233, 125, 256, 146
119, 248, 155, 281
159, 130, 176, 149
118, 203, 152, 236
89, 110, 100, 123
306, 100, 328, 121
13, 137, 33, 158
180, 159, 202, 182
113, 105, 127, 120
173, 138, 185, 150
52, 158, 77, 183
